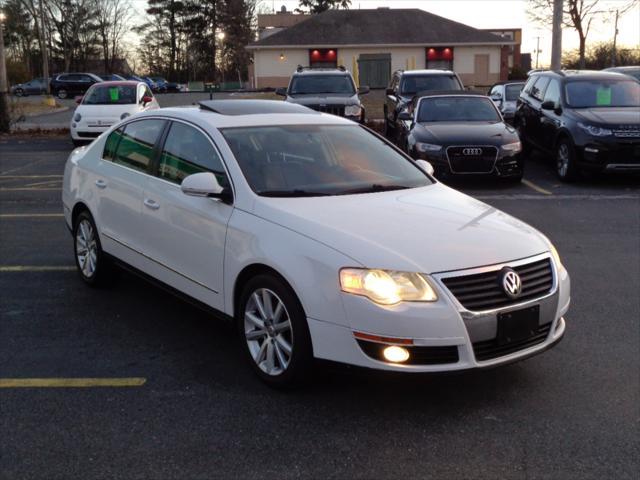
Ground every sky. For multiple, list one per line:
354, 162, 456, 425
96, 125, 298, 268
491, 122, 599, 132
257, 0, 640, 67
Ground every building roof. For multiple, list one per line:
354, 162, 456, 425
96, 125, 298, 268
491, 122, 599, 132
248, 8, 508, 49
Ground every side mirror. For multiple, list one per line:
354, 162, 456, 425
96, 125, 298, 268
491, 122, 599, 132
490, 93, 502, 102
275, 87, 287, 97
181, 172, 227, 199
397, 111, 412, 121
541, 100, 555, 111
358, 85, 370, 95
386, 87, 395, 96
75, 96, 83, 105
416, 159, 435, 176
141, 95, 153, 105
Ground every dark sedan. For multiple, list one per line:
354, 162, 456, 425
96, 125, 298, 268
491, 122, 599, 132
11, 77, 49, 96
399, 92, 523, 182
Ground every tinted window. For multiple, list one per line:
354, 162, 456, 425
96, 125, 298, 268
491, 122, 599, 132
565, 79, 640, 108
103, 128, 124, 160
531, 76, 550, 101
400, 75, 461, 95
159, 122, 228, 187
543, 79, 561, 104
222, 125, 431, 196
289, 75, 355, 95
417, 96, 501, 123
84, 85, 137, 105
113, 120, 165, 173
505, 84, 524, 101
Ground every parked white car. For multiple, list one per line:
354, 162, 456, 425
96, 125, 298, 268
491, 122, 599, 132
62, 100, 569, 387
70, 81, 159, 146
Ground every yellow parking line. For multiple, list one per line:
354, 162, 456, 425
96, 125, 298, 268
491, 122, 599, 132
0, 213, 63, 218
0, 378, 146, 388
0, 187, 61, 191
522, 179, 553, 196
0, 175, 63, 179
0, 266, 75, 272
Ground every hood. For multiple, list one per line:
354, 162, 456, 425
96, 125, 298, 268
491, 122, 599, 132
286, 94, 359, 106
253, 183, 549, 274
413, 122, 518, 146
573, 107, 640, 126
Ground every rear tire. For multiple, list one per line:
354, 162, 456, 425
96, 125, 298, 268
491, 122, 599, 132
237, 274, 313, 389
555, 138, 579, 182
57, 88, 68, 99
73, 210, 118, 287
15, 88, 24, 97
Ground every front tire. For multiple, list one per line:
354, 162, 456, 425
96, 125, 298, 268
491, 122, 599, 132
237, 274, 313, 388
73, 211, 117, 286
57, 88, 68, 99
555, 138, 579, 182
15, 88, 24, 97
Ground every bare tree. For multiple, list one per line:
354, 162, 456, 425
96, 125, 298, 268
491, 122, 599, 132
527, 0, 637, 68
94, 0, 134, 73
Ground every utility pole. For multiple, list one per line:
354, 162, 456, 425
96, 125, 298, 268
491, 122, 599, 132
611, 9, 619, 67
535, 36, 541, 69
551, 0, 563, 71
39, 0, 50, 95
0, 10, 10, 133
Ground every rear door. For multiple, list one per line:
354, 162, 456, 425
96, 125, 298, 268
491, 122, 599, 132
539, 79, 563, 144
140, 120, 234, 309
95, 119, 166, 267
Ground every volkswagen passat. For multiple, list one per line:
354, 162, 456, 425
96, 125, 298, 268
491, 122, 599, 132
62, 100, 569, 387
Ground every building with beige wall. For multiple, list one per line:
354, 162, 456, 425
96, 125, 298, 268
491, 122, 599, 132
247, 8, 514, 89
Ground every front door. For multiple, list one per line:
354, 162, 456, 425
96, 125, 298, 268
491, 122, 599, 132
140, 120, 233, 310
358, 53, 391, 89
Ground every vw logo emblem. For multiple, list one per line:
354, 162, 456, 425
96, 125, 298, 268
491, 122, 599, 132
501, 268, 522, 298
462, 148, 482, 156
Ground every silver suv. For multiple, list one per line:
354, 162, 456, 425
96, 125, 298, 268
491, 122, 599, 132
276, 66, 370, 123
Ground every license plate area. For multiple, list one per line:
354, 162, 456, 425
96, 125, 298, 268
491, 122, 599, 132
497, 305, 540, 345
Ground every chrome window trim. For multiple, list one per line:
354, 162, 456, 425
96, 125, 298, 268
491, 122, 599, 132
432, 252, 557, 317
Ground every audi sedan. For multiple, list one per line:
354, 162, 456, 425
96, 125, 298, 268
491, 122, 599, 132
62, 100, 569, 387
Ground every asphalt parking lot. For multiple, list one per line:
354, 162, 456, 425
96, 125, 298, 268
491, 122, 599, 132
1, 136, 638, 479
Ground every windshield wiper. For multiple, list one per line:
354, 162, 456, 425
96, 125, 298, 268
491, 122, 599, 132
259, 189, 332, 197
338, 184, 412, 195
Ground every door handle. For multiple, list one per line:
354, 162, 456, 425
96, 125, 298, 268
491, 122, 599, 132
143, 198, 160, 210
95, 179, 107, 189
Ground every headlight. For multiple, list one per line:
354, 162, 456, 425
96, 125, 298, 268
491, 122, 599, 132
501, 141, 522, 153
340, 268, 438, 305
415, 142, 442, 153
73, 113, 81, 122
344, 105, 362, 117
549, 243, 563, 269
578, 122, 612, 137
120, 112, 131, 120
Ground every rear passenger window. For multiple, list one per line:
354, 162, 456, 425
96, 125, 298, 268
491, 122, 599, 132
543, 79, 561, 105
113, 120, 165, 173
158, 122, 228, 187
531, 77, 550, 101
103, 128, 124, 160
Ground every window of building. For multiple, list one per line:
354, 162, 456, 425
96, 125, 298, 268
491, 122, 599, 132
309, 49, 338, 68
426, 47, 454, 70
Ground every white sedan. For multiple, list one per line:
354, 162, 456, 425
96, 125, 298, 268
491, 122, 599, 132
62, 100, 569, 387
70, 81, 159, 146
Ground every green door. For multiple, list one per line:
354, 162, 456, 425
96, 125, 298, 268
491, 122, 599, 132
358, 53, 391, 89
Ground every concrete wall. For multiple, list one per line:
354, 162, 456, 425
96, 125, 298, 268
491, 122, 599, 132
453, 46, 502, 87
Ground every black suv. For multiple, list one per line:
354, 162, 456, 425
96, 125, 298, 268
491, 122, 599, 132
50, 73, 102, 99
276, 66, 369, 122
514, 70, 640, 181
384, 69, 464, 140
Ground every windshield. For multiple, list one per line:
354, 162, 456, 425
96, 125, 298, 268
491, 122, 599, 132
83, 85, 137, 105
505, 84, 524, 101
221, 125, 432, 197
289, 75, 355, 95
565, 79, 640, 108
418, 96, 501, 123
400, 75, 461, 96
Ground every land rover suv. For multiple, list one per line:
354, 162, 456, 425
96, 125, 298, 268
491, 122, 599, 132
276, 66, 370, 123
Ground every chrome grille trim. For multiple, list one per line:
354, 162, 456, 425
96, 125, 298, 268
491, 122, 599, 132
445, 145, 499, 174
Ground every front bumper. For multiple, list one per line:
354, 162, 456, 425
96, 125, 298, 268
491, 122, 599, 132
576, 135, 640, 172
415, 148, 523, 178
308, 253, 569, 373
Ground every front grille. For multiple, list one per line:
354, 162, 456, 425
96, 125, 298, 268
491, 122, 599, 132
441, 258, 554, 311
357, 340, 459, 365
473, 322, 552, 361
76, 131, 101, 138
446, 146, 498, 174
306, 104, 345, 116
614, 125, 640, 138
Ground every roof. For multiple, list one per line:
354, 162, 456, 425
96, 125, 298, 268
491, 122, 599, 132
199, 100, 317, 115
293, 69, 352, 76
531, 70, 634, 81
92, 81, 142, 87
248, 9, 508, 49
399, 69, 457, 77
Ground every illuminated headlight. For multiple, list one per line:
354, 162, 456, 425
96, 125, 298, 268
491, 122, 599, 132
415, 142, 442, 153
501, 141, 522, 153
120, 112, 131, 120
340, 268, 438, 305
344, 105, 362, 117
578, 122, 612, 137
549, 243, 563, 269
73, 113, 81, 122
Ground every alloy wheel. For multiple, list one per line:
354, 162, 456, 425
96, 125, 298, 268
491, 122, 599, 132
244, 288, 293, 376
75, 219, 98, 278
557, 143, 570, 178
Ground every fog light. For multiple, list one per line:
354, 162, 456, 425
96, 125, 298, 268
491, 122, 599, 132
383, 345, 410, 363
